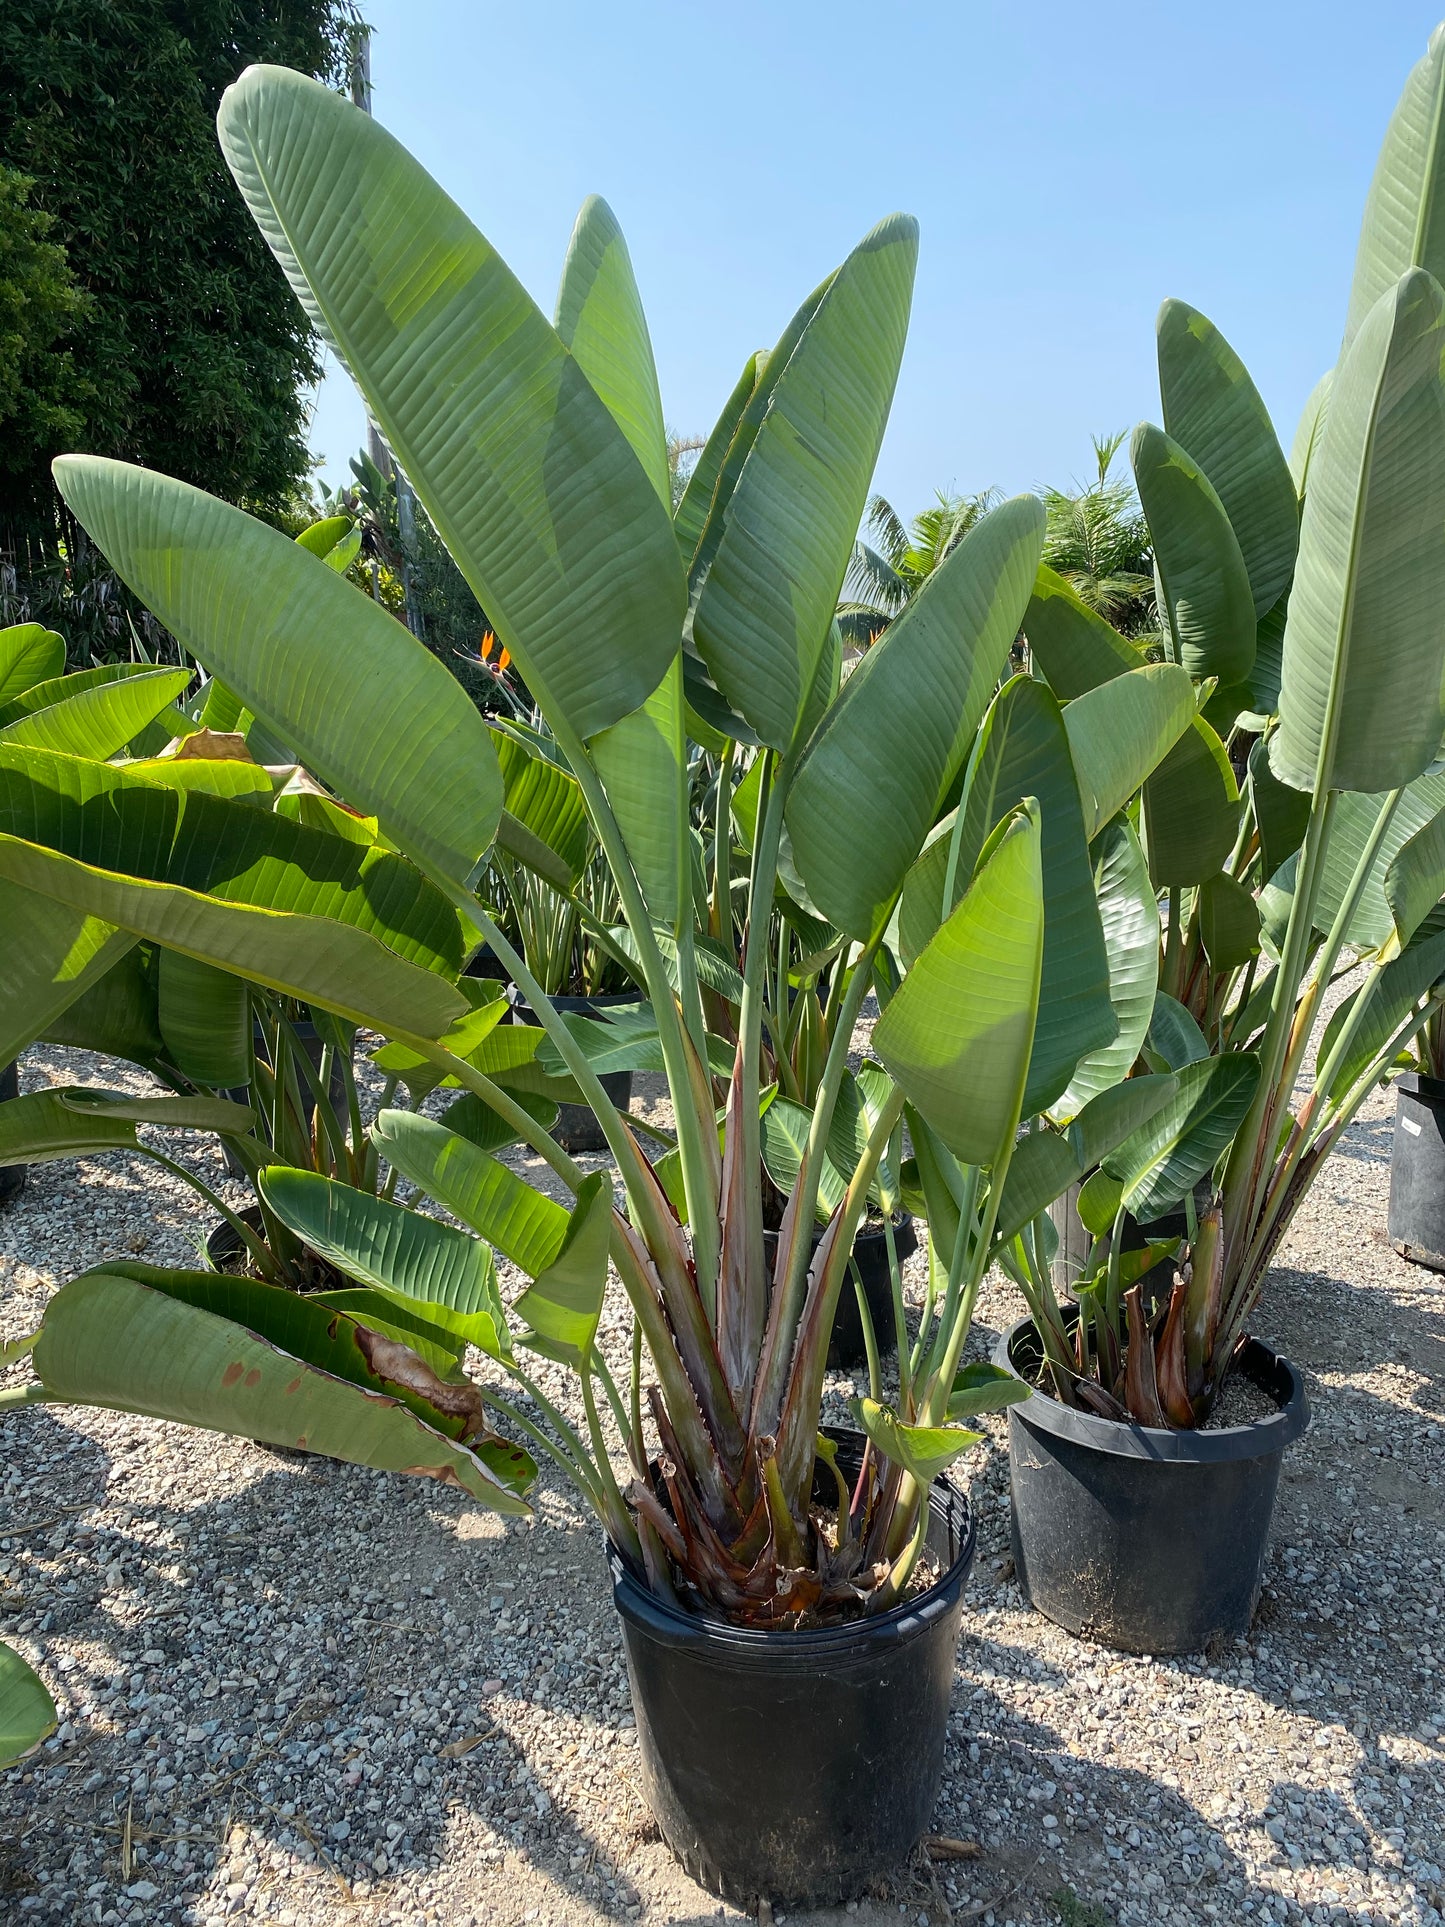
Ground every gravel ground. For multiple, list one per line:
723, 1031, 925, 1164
2, 1037, 1444, 1927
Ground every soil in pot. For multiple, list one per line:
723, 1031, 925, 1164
1387, 1071, 1445, 1271
609, 1429, 975, 1906
996, 1312, 1309, 1654
762, 1212, 918, 1370
0, 1060, 24, 1206
509, 988, 639, 1154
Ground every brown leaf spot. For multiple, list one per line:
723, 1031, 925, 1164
355, 1329, 485, 1435
401, 1462, 466, 1489
221, 1362, 245, 1388
244, 1368, 261, 1389
284, 1377, 303, 1396
169, 728, 254, 762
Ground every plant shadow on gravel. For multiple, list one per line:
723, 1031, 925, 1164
7, 1244, 1445, 1927
0, 1419, 657, 1920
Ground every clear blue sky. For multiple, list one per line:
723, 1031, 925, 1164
305, 1, 1439, 511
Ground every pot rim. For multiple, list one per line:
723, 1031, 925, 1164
1394, 1069, 1445, 1105
761, 1208, 916, 1251
993, 1315, 1309, 1465
509, 986, 648, 1017
608, 1431, 976, 1665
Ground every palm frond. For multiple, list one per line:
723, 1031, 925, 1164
843, 540, 909, 611
864, 494, 912, 567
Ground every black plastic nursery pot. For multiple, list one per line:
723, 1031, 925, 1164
1387, 1072, 1445, 1271
608, 1432, 976, 1906
0, 1060, 25, 1205
463, 943, 510, 984
762, 1212, 918, 1370
205, 1205, 265, 1273
509, 988, 637, 1154
995, 1315, 1308, 1655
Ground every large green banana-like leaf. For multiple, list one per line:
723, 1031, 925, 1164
512, 1172, 612, 1366
1131, 423, 1256, 686
0, 746, 460, 973
1319, 926, 1445, 1098
368, 987, 513, 1099
1100, 1052, 1261, 1222
0, 661, 170, 729
258, 1168, 510, 1359
590, 660, 687, 927
996, 1072, 1180, 1244
1062, 662, 1195, 841
1148, 991, 1211, 1069
40, 944, 161, 1065
1051, 819, 1160, 1120
1022, 565, 1146, 698
53, 458, 500, 884
0, 838, 463, 1038
32, 1266, 532, 1509
0, 879, 136, 1066
130, 755, 276, 804
1273, 270, 1445, 795
0, 667, 191, 761
370, 1109, 570, 1277
0, 624, 65, 707
674, 351, 763, 566
689, 216, 918, 749
1249, 733, 1312, 881
1156, 300, 1298, 617
1197, 871, 1261, 970
307, 1287, 469, 1380
295, 514, 353, 559
218, 66, 683, 746
373, 1002, 551, 1099
685, 282, 832, 607
874, 803, 1043, 1165
439, 1087, 560, 1158
490, 726, 591, 882
1385, 804, 1445, 947
759, 1094, 849, 1221
786, 495, 1044, 940
899, 678, 1113, 1116
0, 1640, 55, 1768
1308, 769, 1445, 949
1142, 715, 1240, 887
852, 1398, 984, 1481
1343, 27, 1445, 349
0, 1086, 252, 1163
555, 194, 670, 507
157, 950, 252, 1086
553, 196, 687, 925
1289, 372, 1333, 498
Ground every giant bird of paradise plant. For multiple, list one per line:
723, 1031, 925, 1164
1011, 26, 1445, 1430
0, 67, 1196, 1621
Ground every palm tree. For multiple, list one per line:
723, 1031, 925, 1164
1042, 431, 1156, 640
838, 487, 1001, 647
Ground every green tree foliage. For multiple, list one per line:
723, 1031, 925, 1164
0, 1, 360, 646
839, 488, 1002, 646
0, 167, 90, 495
1042, 431, 1158, 640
